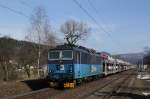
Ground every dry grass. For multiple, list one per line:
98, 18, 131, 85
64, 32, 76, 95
0, 81, 31, 97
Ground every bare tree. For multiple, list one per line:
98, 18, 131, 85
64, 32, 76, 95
0, 36, 15, 81
26, 6, 56, 77
16, 42, 38, 78
60, 19, 90, 45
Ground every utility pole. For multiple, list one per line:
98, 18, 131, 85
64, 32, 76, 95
37, 29, 41, 78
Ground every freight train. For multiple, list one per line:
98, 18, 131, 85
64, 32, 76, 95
46, 44, 132, 88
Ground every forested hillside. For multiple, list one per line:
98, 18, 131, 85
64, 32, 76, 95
0, 37, 52, 81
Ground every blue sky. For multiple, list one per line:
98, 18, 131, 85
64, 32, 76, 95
0, 0, 150, 54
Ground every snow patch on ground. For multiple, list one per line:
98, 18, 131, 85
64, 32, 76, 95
143, 92, 150, 96
137, 75, 150, 80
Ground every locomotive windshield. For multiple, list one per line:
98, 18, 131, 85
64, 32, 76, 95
62, 50, 73, 59
49, 51, 60, 59
49, 50, 73, 60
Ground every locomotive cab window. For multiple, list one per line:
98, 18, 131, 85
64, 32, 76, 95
49, 51, 60, 60
62, 50, 73, 59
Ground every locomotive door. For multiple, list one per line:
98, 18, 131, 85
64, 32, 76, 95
76, 52, 81, 64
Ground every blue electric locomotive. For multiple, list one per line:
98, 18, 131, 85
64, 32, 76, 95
47, 44, 103, 88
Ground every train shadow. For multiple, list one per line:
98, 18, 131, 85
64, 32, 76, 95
21, 79, 66, 90
21, 79, 49, 91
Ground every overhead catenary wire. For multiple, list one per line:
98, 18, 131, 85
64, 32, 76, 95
17, 0, 58, 30
87, 0, 123, 48
87, 0, 112, 33
72, 0, 123, 49
17, 0, 33, 9
0, 2, 44, 78
0, 3, 29, 18
72, 0, 111, 37
0, 0, 122, 50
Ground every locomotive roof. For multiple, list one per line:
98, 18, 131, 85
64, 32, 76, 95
50, 44, 96, 54
49, 44, 131, 65
50, 44, 74, 50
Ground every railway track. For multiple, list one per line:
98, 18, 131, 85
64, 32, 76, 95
12, 69, 135, 99
51, 69, 135, 99
83, 69, 136, 99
